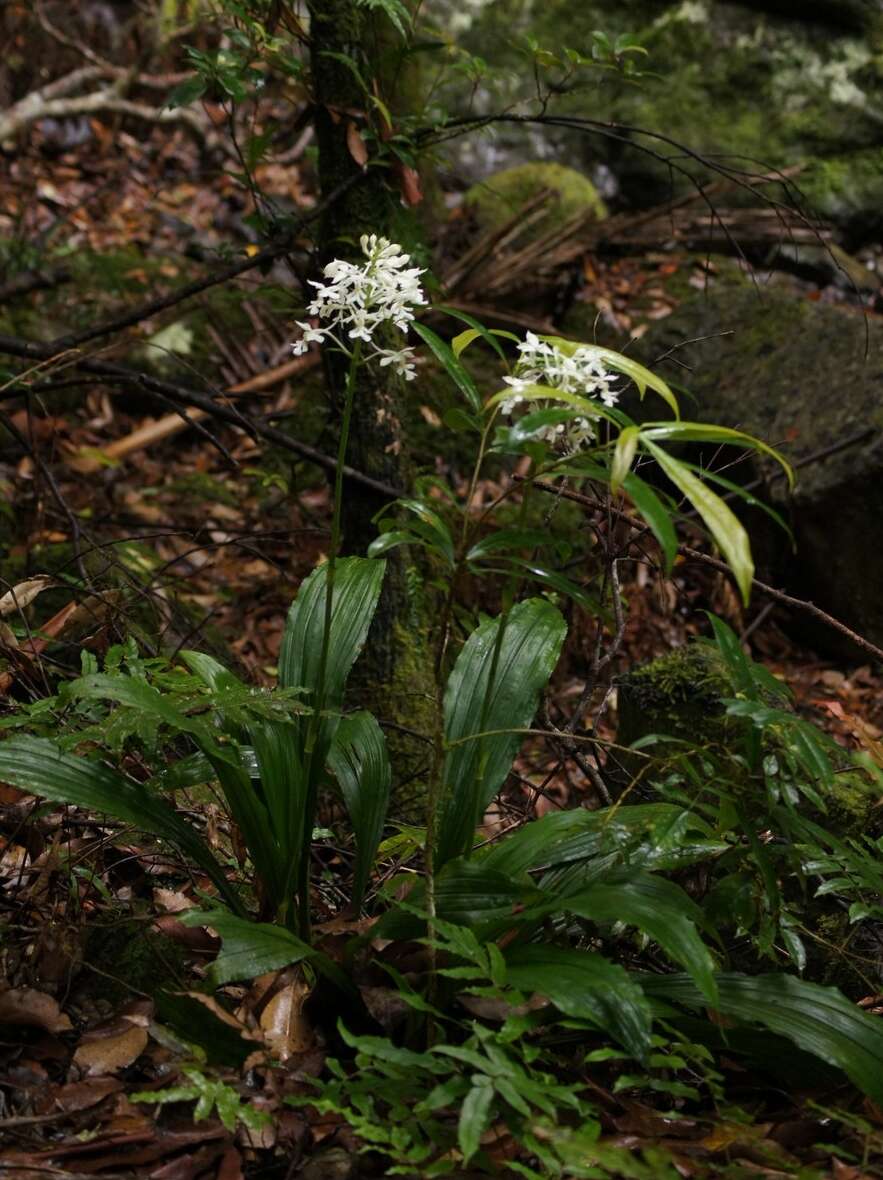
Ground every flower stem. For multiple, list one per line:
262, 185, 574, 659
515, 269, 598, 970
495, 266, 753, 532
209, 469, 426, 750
296, 341, 362, 939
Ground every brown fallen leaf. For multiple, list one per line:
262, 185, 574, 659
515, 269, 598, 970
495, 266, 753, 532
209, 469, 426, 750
345, 119, 368, 168
72, 1018, 149, 1076
154, 913, 220, 955
0, 987, 73, 1033
216, 1145, 244, 1180
148, 1140, 228, 1180
396, 162, 423, 207
258, 974, 314, 1062
0, 577, 54, 617
178, 992, 263, 1042
37, 1076, 124, 1116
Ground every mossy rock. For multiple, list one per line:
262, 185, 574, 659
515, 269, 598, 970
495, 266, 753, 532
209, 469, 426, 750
615, 641, 882, 992
633, 284, 883, 658
458, 2, 883, 236
464, 162, 607, 237
617, 642, 734, 756
616, 641, 880, 836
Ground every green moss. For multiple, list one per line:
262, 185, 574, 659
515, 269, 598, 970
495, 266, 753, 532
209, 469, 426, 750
799, 148, 883, 224
464, 163, 607, 235
80, 919, 188, 1005
617, 643, 733, 752
461, 2, 883, 228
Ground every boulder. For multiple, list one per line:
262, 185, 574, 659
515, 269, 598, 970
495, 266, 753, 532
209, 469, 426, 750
463, 162, 607, 236
455, 0, 883, 238
635, 285, 883, 658
616, 641, 878, 835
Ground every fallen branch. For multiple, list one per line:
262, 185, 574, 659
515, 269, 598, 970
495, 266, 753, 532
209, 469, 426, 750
68, 352, 321, 473
0, 69, 211, 144
0, 332, 401, 500
0, 268, 72, 303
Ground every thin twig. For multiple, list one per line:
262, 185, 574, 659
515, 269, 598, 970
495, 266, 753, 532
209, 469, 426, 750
525, 476, 883, 664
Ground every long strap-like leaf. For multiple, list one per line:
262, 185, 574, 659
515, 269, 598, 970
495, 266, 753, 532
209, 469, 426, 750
437, 598, 566, 867
640, 971, 883, 1106
327, 711, 390, 909
0, 736, 242, 913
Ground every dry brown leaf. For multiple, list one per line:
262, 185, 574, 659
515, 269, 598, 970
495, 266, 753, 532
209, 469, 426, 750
0, 577, 54, 617
345, 120, 368, 168
216, 1145, 244, 1180
73, 1020, 149, 1076
153, 888, 195, 913
259, 975, 314, 1061
154, 913, 220, 954
359, 986, 410, 1033
178, 992, 262, 1041
397, 163, 423, 207
37, 1077, 124, 1116
0, 987, 72, 1033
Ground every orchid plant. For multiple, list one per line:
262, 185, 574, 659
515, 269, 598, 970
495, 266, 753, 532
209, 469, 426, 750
2, 237, 883, 1124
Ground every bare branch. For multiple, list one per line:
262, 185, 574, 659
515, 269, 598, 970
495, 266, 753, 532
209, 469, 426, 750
0, 78, 213, 144
526, 476, 883, 665
0, 332, 402, 501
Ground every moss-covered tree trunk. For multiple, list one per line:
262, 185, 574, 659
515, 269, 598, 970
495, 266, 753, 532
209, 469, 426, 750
308, 0, 434, 814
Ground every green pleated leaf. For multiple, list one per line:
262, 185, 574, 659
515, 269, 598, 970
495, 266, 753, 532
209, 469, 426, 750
640, 972, 883, 1106
183, 909, 314, 986
459, 1078, 495, 1163
278, 555, 385, 729
465, 528, 559, 563
505, 944, 652, 1060
367, 529, 424, 558
489, 557, 598, 610
483, 803, 724, 880
179, 650, 242, 693
394, 499, 456, 566
373, 858, 541, 941
436, 599, 566, 867
412, 321, 481, 411
327, 711, 390, 909
644, 439, 754, 604
0, 737, 241, 912
180, 651, 296, 913
207, 749, 286, 909
562, 870, 718, 1005
248, 718, 308, 901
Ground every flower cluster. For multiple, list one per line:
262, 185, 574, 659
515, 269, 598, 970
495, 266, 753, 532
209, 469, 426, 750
499, 333, 619, 452
291, 235, 426, 380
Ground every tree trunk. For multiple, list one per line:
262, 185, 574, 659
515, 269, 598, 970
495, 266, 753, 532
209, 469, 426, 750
308, 0, 435, 815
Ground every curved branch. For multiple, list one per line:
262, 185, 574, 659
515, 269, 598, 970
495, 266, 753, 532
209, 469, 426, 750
0, 84, 212, 143
0, 332, 402, 500
41, 171, 362, 355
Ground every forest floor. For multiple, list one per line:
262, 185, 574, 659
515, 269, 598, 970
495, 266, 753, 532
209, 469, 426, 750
2, 125, 883, 1178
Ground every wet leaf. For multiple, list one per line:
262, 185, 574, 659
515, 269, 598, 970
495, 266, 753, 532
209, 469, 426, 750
259, 975, 315, 1062
0, 988, 72, 1033
73, 1019, 149, 1076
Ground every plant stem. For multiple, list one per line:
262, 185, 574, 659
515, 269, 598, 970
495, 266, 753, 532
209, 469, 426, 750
469, 472, 535, 842
296, 341, 363, 939
424, 407, 498, 1019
